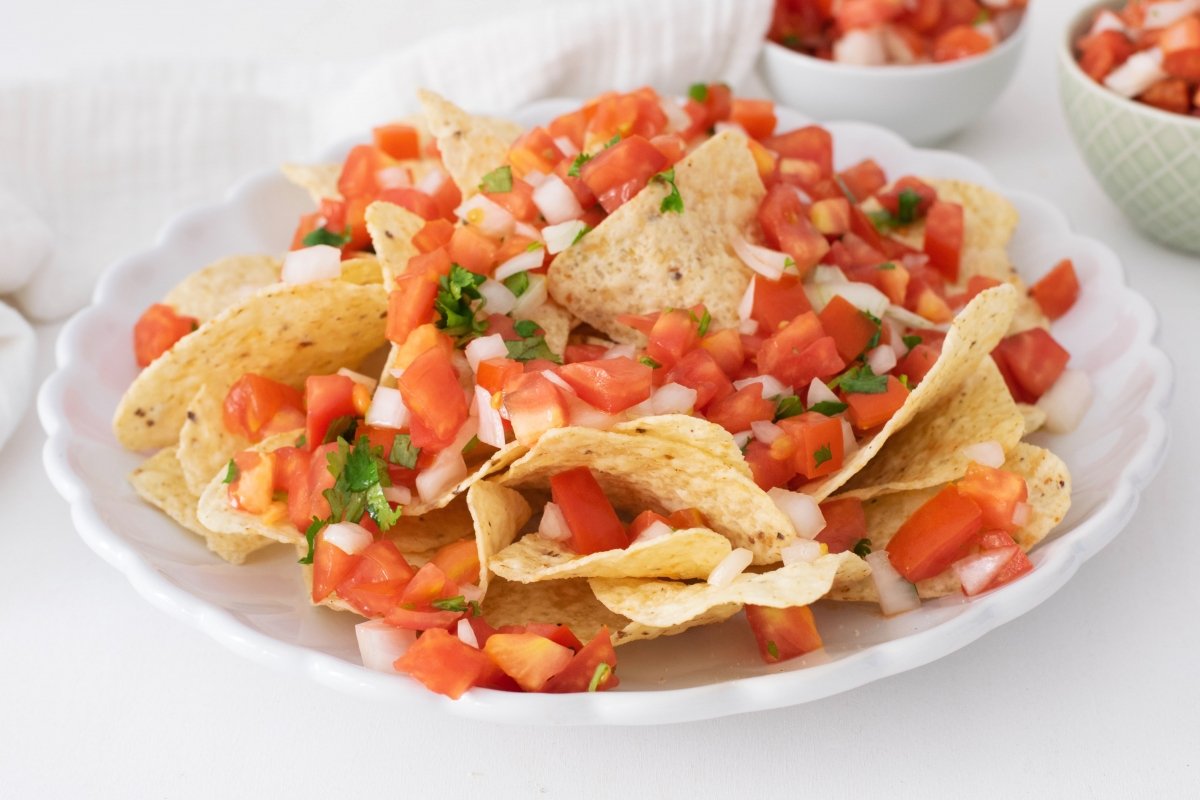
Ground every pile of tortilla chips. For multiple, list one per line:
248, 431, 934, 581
119, 90, 1071, 677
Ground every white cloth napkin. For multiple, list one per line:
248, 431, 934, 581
0, 300, 35, 447
0, 0, 772, 323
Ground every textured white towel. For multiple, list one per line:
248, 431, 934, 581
0, 0, 772, 322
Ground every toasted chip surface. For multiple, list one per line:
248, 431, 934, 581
490, 528, 733, 582
467, 481, 532, 593
365, 201, 425, 288
282, 163, 342, 203
548, 131, 765, 344
163, 254, 280, 322
177, 385, 247, 497
418, 90, 523, 198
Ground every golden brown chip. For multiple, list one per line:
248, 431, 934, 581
113, 280, 387, 451
281, 163, 342, 203
837, 358, 1024, 500
547, 131, 765, 344
418, 90, 523, 198
467, 481, 532, 593
613, 415, 752, 479
176, 385, 248, 497
365, 201, 425, 287
130, 448, 275, 564
338, 255, 383, 286
525, 300, 574, 360
163, 254, 280, 322
1018, 403, 1047, 436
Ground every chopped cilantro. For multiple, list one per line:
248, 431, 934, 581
479, 165, 513, 194
834, 175, 859, 205
503, 271, 530, 297
830, 363, 889, 395
222, 459, 238, 484
567, 152, 591, 178
638, 355, 661, 369
878, 262, 897, 271
774, 394, 804, 421
432, 595, 468, 613
813, 444, 832, 466
298, 517, 327, 565
604, 134, 620, 148
654, 167, 684, 214
864, 311, 882, 351
587, 662, 612, 692
688, 83, 709, 103
902, 334, 922, 350
896, 187, 922, 225
301, 225, 352, 249
524, 241, 544, 252
697, 308, 712, 337
899, 374, 911, 389
572, 225, 592, 245
809, 401, 848, 417
852, 538, 872, 558
461, 435, 479, 455
322, 436, 402, 531
867, 209, 899, 233
388, 433, 419, 469
294, 433, 307, 448
322, 415, 357, 444
784, 256, 796, 271
469, 600, 482, 618
766, 640, 780, 660
513, 319, 540, 338
435, 264, 488, 342
506, 323, 562, 364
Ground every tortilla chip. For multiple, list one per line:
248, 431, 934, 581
525, 300, 574, 360
614, 414, 751, 479
491, 528, 733, 583
836, 358, 1024, 500
177, 385, 247, 497
195, 430, 304, 544
804, 284, 1018, 501
418, 90, 523, 198
589, 552, 869, 629
547, 131, 766, 344
497, 415, 798, 564
365, 201, 425, 287
282, 163, 342, 203
163, 254, 280, 322
338, 255, 383, 286
1018, 403, 1046, 435
130, 448, 275, 564
467, 481, 532, 594
114, 280, 387, 451
829, 443, 1071, 601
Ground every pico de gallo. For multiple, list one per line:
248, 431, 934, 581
1075, 0, 1200, 116
768, 0, 1027, 66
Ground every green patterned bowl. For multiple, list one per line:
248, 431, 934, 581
1059, 0, 1200, 254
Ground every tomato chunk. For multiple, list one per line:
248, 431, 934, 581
704, 383, 776, 434
579, 135, 668, 214
503, 372, 568, 446
924, 201, 964, 282
398, 346, 469, 445
305, 374, 358, 447
430, 538, 481, 586
133, 304, 198, 367
373, 123, 421, 160
815, 497, 867, 554
778, 411, 844, 480
729, 98, 777, 139
394, 628, 491, 699
646, 308, 701, 370
752, 274, 813, 334
543, 627, 619, 693
818, 295, 880, 362
336, 540, 415, 617
558, 356, 653, 413
745, 605, 823, 664
311, 525, 361, 603
664, 348, 734, 410
550, 466, 628, 555
223, 374, 305, 442
386, 271, 439, 345
484, 633, 575, 693
955, 463, 1028, 533
886, 485, 984, 582
992, 329, 1069, 402
1028, 259, 1080, 321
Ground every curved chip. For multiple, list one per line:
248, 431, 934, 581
282, 162, 342, 203
418, 90, 523, 198
467, 480, 531, 594
163, 254, 281, 322
177, 385, 247, 497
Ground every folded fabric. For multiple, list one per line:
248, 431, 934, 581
0, 300, 35, 449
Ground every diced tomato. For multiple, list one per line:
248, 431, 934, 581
133, 304, 197, 367
815, 497, 867, 553
745, 439, 795, 490
952, 275, 1003, 308
923, 201, 964, 282
549, 108, 588, 150
405, 246, 452, 278
550, 466, 628, 555
886, 485, 984, 582
579, 135, 668, 214
1138, 78, 1190, 115
503, 372, 568, 446
373, 123, 421, 160
837, 0, 904, 29
336, 540, 415, 617
386, 271, 439, 345
505, 623, 582, 653
394, 628, 491, 699
392, 324, 454, 374
956, 463, 1028, 533
818, 295, 880, 362
398, 561, 458, 610
809, 197, 852, 236
614, 310, 659, 337
649, 133, 688, 165
227, 451, 275, 514
430, 174, 462, 221
837, 159, 887, 202
757, 313, 845, 390
698, 328, 746, 377
878, 176, 937, 220
507, 127, 564, 177
876, 262, 911, 305
745, 604, 823, 664
476, 357, 524, 396
292, 441, 337, 526
337, 145, 381, 206
543, 627, 619, 693
310, 526, 361, 603
704, 383, 776, 434
845, 375, 910, 430
430, 538, 481, 586
668, 508, 707, 529
646, 308, 702, 370
1161, 16, 1200, 80
412, 219, 455, 254
752, 273, 813, 334
484, 633, 574, 692
304, 374, 357, 447
558, 356, 653, 413
778, 411, 844, 479
1029, 258, 1080, 320
762, 126, 833, 178
271, 444, 308, 494
730, 98, 777, 139
757, 183, 830, 274
896, 342, 939, 386
664, 348, 734, 409
385, 607, 463, 631
222, 374, 304, 442
290, 212, 322, 251
982, 531, 1034, 590
1079, 30, 1136, 82
992, 329, 1069, 402
448, 225, 500, 275
933, 24, 992, 62
377, 187, 440, 222
486, 178, 538, 223
696, 83, 734, 129
398, 346, 469, 444
563, 343, 609, 364
746, 138, 780, 182
628, 510, 673, 539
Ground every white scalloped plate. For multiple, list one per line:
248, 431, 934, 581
38, 100, 1172, 725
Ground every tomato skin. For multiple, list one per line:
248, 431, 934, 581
845, 375, 910, 430
394, 628, 491, 699
896, 343, 939, 386
628, 510, 673, 539
667, 508, 707, 529
228, 451, 276, 514
886, 485, 984, 583
507, 127, 564, 177
476, 357, 524, 396
295, 441, 338, 526
133, 304, 198, 367
778, 411, 844, 479
646, 308, 702, 370
303, 374, 358, 448
558, 356, 653, 413
447, 225, 500, 275
398, 345, 469, 444
745, 604, 823, 664
762, 126, 833, 178
291, 212, 322, 251
815, 497, 867, 553
579, 135, 668, 214
485, 178, 538, 223
757, 320, 845, 391
664, 348, 734, 410
837, 158, 888, 202
222, 374, 304, 442
543, 627, 619, 693
392, 324, 454, 373
699, 328, 746, 377
752, 274, 813, 334
335, 540, 415, 617
982, 531, 1034, 590
372, 123, 421, 160
924, 201, 964, 282
503, 372, 568, 446
386, 271, 439, 345
413, 219, 455, 254
1029, 259, 1080, 321
484, 633, 575, 693
878, 176, 937, 219
377, 187, 440, 222
992, 329, 1070, 402
818, 295, 880, 363
757, 183, 830, 274
311, 527, 362, 603
337, 144, 381, 200
956, 463, 1028, 533
704, 384, 776, 434
550, 466, 628, 555
730, 98, 777, 139
549, 108, 588, 150
745, 439, 795, 490
1079, 30, 1135, 82
429, 538, 481, 586
933, 25, 993, 62
405, 246, 452, 278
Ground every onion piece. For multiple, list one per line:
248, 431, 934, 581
1105, 48, 1166, 98
650, 382, 698, 415
323, 522, 374, 556
337, 368, 377, 392
806, 378, 839, 407
376, 166, 412, 189
866, 345, 897, 376
513, 221, 543, 242
841, 418, 858, 457
459, 583, 484, 603
632, 520, 673, 545
811, 265, 849, 285
464, 334, 508, 373
1144, 0, 1200, 29
602, 343, 637, 360
416, 446, 468, 502
281, 245, 342, 284
382, 485, 412, 506
1036, 369, 1092, 434
707, 547, 753, 588
732, 235, 792, 281
885, 304, 951, 332
738, 276, 757, 322
1011, 501, 1032, 528
493, 248, 544, 282
659, 97, 692, 133
539, 502, 572, 542
477, 279, 518, 315
961, 440, 1005, 469
511, 275, 548, 316
767, 488, 825, 539
781, 539, 823, 566
552, 136, 579, 158
542, 219, 589, 254
751, 419, 784, 444
456, 619, 480, 649
356, 620, 416, 672
416, 168, 447, 196
533, 174, 584, 225
522, 169, 549, 188
475, 385, 507, 449
541, 370, 575, 394
952, 548, 1018, 596
455, 193, 514, 238
739, 319, 760, 335
866, 551, 920, 616
834, 27, 887, 66
809, 281, 890, 318
734, 374, 789, 398
731, 430, 753, 450
366, 386, 410, 430
1088, 9, 1126, 36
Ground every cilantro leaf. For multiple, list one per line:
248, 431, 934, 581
809, 400, 848, 417
878, 262, 897, 271
688, 83, 709, 102
852, 538, 872, 558
697, 308, 712, 337
867, 209, 899, 233
513, 319, 540, 338
389, 433, 420, 469
435, 265, 488, 342
222, 459, 238, 484
864, 311, 882, 351
654, 167, 684, 214
572, 225, 592, 245
830, 363, 889, 395
902, 334, 922, 350
638, 355, 661, 369
461, 435, 480, 455
774, 395, 804, 421
567, 152, 591, 178
322, 415, 357, 444
896, 187, 922, 225
432, 595, 468, 613
899, 374, 910, 389
604, 134, 621, 148
294, 433, 307, 448
813, 444, 832, 466
503, 271, 530, 297
479, 165, 513, 194
766, 640, 780, 660
587, 662, 612, 692
322, 436, 401, 532
302, 225, 352, 249
298, 517, 326, 565
469, 600, 482, 618
506, 322, 562, 363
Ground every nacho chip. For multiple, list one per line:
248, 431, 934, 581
836, 358, 1024, 500
365, 201, 425, 287
589, 552, 869, 629
525, 300, 574, 360
114, 280, 387, 451
177, 385, 247, 497
282, 163, 342, 203
130, 448, 275, 564
828, 442, 1071, 601
338, 255, 384, 286
466, 480, 531, 594
418, 90, 523, 198
547, 131, 766, 344
614, 414, 751, 478
195, 430, 305, 545
490, 528, 733, 583
497, 415, 797, 564
163, 254, 280, 322
804, 284, 1018, 501
1018, 403, 1047, 435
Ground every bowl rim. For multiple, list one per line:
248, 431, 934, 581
1059, 0, 1200, 130
761, 10, 1028, 78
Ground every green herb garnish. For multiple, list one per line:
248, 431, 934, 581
830, 363, 889, 395
572, 225, 592, 245
567, 152, 591, 178
506, 321, 562, 363
298, 517, 327, 565
896, 187, 922, 225
809, 401, 848, 417
774, 395, 804, 421
587, 662, 612, 692
653, 167, 683, 214
322, 415, 357, 444
688, 83, 709, 103
479, 165, 513, 194
697, 308, 712, 337
301, 225, 352, 249
813, 444, 832, 466
638, 355, 662, 369
432, 595, 468, 613
902, 334, 922, 350
435, 264, 488, 343
222, 459, 238, 484
766, 640, 780, 660
389, 433, 420, 469
503, 271, 530, 297
322, 436, 402, 531
852, 538, 872, 558
294, 433, 307, 448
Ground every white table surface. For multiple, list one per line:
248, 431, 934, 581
3, 2, 1197, 797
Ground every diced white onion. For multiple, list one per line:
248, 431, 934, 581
707, 547, 753, 588
542, 219, 590, 254
338, 368, 377, 392
1105, 48, 1166, 98
1036, 369, 1092, 434
477, 279, 518, 316
974, 20, 1001, 44
952, 548, 1016, 596
834, 28, 887, 66
522, 169, 549, 188
511, 275, 548, 317
602, 343, 637, 360
416, 446, 468, 502
806, 378, 839, 407
1011, 501, 1032, 528
416, 168, 447, 196
513, 221, 543, 241
376, 166, 412, 189
961, 440, 1005, 469
809, 281, 890, 318
650, 383, 698, 415
532, 174, 584, 225
450, 351, 472, 385
474, 385, 507, 449
866, 345, 897, 376
382, 485, 412, 506
366, 386, 410, 430
541, 370, 575, 394
455, 193, 514, 238
633, 520, 673, 545
565, 394, 620, 429
623, 398, 656, 419
751, 419, 784, 444
323, 522, 374, 556
738, 276, 757, 322
841, 418, 858, 457
493, 248, 544, 282
811, 265, 849, 285
356, 620, 416, 672
1089, 9, 1127, 36
781, 539, 823, 566
731, 430, 753, 450
659, 97, 693, 133
885, 304, 950, 332
464, 334, 508, 373
459, 583, 484, 603
732, 235, 792, 281
866, 551, 921, 616
1144, 0, 1200, 29
768, 487, 826, 540
281, 245, 342, 284
885, 318, 908, 359
539, 502, 572, 542
739, 319, 760, 335
456, 619, 480, 649
552, 136, 580, 158
900, 253, 929, 270
734, 374, 790, 398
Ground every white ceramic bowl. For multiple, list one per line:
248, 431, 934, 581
39, 100, 1171, 726
759, 18, 1029, 145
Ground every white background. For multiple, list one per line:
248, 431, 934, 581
3, 1, 1197, 797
